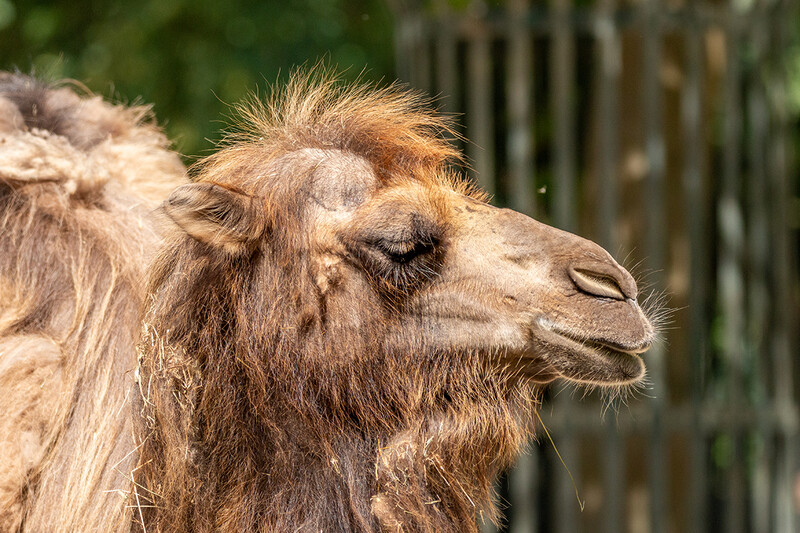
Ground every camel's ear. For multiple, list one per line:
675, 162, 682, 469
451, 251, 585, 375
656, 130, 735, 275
164, 182, 266, 253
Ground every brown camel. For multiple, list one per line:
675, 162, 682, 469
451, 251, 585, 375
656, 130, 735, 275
0, 71, 654, 532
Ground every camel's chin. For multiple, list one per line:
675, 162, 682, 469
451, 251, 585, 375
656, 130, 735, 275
531, 330, 648, 386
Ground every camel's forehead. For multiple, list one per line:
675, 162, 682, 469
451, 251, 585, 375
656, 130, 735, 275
297, 148, 377, 212
282, 147, 459, 217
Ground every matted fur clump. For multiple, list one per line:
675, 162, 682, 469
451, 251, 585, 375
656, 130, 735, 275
1, 70, 654, 533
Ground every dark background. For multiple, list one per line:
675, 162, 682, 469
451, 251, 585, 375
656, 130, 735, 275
0, 0, 395, 158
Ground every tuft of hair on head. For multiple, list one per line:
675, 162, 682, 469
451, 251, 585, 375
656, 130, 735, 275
221, 65, 464, 178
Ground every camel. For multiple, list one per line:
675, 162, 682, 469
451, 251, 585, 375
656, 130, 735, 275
0, 71, 654, 532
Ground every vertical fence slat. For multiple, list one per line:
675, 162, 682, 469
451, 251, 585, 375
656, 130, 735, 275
411, 15, 431, 94
642, 2, 667, 532
719, 8, 746, 533
508, 450, 540, 533
434, 1, 459, 116
551, 0, 576, 234
506, 0, 535, 217
550, 1, 579, 532
466, 18, 495, 195
681, 7, 708, 533
769, 2, 798, 531
595, 0, 619, 252
594, 2, 622, 533
745, 3, 771, 532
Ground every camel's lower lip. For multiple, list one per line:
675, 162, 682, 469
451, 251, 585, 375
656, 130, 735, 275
541, 322, 651, 358
496, 323, 651, 385
530, 326, 649, 385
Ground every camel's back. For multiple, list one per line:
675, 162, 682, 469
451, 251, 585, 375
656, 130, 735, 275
0, 73, 185, 532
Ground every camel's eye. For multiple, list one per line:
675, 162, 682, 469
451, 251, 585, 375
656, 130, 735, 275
348, 208, 444, 296
373, 236, 437, 264
351, 222, 443, 296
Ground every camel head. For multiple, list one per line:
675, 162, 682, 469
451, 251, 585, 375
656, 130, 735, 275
134, 73, 659, 532
161, 77, 654, 393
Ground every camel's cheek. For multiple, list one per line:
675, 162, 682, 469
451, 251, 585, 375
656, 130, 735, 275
310, 252, 386, 342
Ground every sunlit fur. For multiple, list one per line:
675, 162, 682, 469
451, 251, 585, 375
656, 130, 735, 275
0, 73, 185, 532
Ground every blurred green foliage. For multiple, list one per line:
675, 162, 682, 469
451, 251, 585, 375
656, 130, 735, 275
0, 0, 395, 158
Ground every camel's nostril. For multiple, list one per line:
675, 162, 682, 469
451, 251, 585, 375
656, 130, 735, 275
569, 267, 628, 301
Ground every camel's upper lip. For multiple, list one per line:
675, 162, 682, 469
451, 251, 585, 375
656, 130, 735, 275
579, 337, 650, 357
536, 318, 653, 357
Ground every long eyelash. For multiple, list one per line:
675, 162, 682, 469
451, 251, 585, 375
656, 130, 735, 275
376, 250, 441, 299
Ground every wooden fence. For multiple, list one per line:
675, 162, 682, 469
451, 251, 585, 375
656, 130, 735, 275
389, 1, 799, 532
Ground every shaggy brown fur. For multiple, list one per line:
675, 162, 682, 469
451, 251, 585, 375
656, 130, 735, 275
133, 77, 521, 532
134, 72, 653, 532
0, 73, 185, 532
1, 71, 653, 533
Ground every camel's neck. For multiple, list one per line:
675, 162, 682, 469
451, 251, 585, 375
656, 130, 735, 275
202, 404, 523, 533
135, 402, 521, 532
